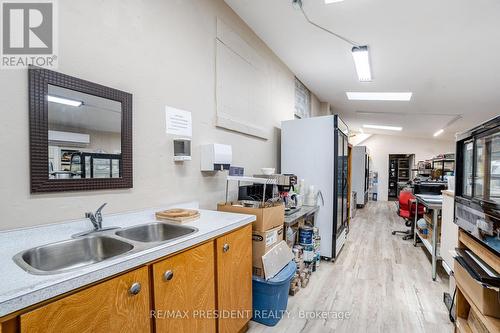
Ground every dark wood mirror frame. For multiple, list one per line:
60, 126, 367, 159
29, 66, 133, 193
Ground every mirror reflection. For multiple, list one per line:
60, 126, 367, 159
47, 85, 122, 179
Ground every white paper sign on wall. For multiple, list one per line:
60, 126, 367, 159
165, 106, 192, 137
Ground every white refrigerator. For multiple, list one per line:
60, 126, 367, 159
281, 115, 349, 260
352, 146, 370, 207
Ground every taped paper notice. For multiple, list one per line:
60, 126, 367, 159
166, 106, 192, 137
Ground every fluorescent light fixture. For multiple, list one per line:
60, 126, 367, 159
47, 95, 83, 107
325, 0, 344, 3
363, 124, 402, 131
433, 129, 444, 137
346, 92, 413, 101
352, 46, 371, 82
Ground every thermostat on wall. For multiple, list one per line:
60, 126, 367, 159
173, 138, 191, 161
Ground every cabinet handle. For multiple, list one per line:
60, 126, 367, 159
223, 243, 230, 253
163, 270, 174, 281
129, 282, 141, 295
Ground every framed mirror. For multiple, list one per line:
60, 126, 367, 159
29, 66, 133, 193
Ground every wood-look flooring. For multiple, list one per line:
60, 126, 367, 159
248, 201, 454, 333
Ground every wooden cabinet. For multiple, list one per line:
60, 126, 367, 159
2, 225, 253, 333
455, 230, 500, 333
152, 241, 216, 333
216, 224, 252, 333
20, 267, 151, 333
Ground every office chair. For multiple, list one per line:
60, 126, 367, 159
392, 191, 424, 240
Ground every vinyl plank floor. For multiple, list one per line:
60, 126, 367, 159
248, 201, 454, 333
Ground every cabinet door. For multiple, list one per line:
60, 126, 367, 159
216, 224, 252, 333
20, 267, 150, 333
153, 241, 216, 333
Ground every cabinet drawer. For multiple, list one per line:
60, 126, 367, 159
20, 267, 151, 333
455, 261, 500, 318
152, 241, 216, 333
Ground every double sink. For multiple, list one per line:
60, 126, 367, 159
13, 222, 198, 275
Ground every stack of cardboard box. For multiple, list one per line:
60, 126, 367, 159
252, 224, 284, 277
217, 202, 285, 278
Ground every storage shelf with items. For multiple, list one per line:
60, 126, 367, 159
414, 205, 443, 278
369, 171, 378, 202
388, 154, 415, 199
416, 160, 433, 176
289, 223, 321, 296
454, 230, 500, 333
431, 154, 455, 181
415, 218, 441, 258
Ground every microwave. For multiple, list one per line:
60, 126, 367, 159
454, 115, 500, 256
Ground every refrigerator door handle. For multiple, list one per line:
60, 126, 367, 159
316, 190, 325, 206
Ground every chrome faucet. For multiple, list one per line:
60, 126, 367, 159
73, 203, 119, 238
85, 203, 107, 231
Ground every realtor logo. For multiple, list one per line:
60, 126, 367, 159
1, 0, 57, 68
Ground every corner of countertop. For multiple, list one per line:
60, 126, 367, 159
442, 189, 455, 197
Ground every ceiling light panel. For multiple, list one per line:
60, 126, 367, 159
47, 95, 83, 107
351, 46, 371, 82
433, 129, 444, 137
363, 124, 403, 131
346, 92, 412, 101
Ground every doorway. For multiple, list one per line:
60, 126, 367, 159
388, 154, 415, 200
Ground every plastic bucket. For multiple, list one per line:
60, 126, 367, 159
251, 261, 296, 326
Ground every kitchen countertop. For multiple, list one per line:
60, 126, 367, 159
442, 189, 455, 197
0, 203, 255, 317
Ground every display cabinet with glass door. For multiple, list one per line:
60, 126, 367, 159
455, 116, 500, 255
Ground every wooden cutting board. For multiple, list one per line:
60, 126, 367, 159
155, 208, 200, 224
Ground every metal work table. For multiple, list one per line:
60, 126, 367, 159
284, 205, 319, 227
413, 194, 443, 281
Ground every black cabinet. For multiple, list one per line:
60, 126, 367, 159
388, 154, 414, 199
455, 115, 500, 256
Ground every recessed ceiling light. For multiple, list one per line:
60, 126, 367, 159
433, 129, 444, 137
325, 0, 345, 3
363, 124, 403, 131
346, 92, 412, 101
351, 46, 371, 82
47, 95, 83, 107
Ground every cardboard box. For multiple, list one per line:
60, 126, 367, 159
252, 266, 264, 278
252, 225, 283, 268
261, 241, 294, 280
455, 259, 500, 318
217, 202, 284, 232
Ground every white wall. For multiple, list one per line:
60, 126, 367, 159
0, 0, 301, 230
360, 134, 455, 201
311, 93, 322, 117
49, 125, 122, 154
349, 133, 372, 147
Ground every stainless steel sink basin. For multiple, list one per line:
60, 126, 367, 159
13, 236, 134, 275
115, 222, 197, 243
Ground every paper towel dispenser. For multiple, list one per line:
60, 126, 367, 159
201, 144, 232, 171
